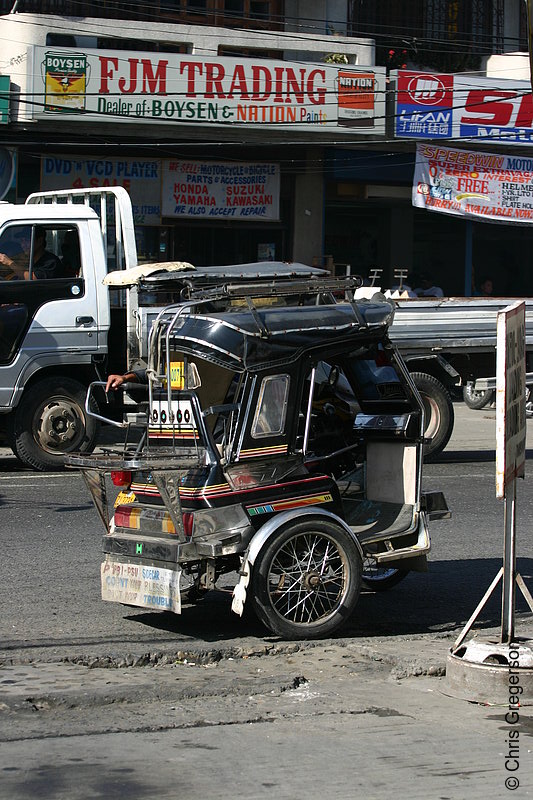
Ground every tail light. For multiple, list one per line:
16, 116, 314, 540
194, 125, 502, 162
111, 470, 132, 487
182, 512, 194, 538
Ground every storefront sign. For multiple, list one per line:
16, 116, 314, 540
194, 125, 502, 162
29, 46, 386, 135
0, 75, 9, 124
161, 161, 280, 221
40, 156, 161, 224
413, 143, 533, 224
396, 71, 453, 138
454, 75, 533, 144
395, 71, 533, 145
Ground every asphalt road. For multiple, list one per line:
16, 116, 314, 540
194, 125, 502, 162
0, 402, 532, 662
1, 403, 532, 799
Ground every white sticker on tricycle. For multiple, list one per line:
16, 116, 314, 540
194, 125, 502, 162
101, 561, 181, 613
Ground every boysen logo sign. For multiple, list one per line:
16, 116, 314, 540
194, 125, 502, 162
395, 71, 533, 145
31, 45, 386, 135
43, 52, 89, 112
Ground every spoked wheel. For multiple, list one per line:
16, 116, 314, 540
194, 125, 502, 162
251, 519, 362, 639
362, 557, 408, 591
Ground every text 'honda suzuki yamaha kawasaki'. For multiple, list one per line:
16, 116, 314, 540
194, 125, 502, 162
68, 273, 450, 639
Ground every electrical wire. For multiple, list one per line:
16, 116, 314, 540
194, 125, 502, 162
0, 2, 528, 60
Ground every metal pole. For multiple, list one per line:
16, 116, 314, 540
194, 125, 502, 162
501, 476, 517, 643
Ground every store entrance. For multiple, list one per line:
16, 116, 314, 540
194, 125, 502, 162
169, 224, 288, 266
324, 202, 390, 280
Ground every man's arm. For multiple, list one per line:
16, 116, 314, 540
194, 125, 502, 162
105, 369, 147, 392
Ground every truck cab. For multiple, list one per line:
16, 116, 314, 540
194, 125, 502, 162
0, 188, 134, 470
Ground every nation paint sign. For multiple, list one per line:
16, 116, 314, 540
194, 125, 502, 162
413, 144, 533, 224
28, 46, 386, 135
161, 160, 280, 221
394, 71, 533, 145
40, 156, 161, 225
496, 301, 526, 498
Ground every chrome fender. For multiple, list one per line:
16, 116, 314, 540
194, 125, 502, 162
231, 507, 363, 616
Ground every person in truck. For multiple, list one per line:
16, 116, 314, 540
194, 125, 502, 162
0, 227, 29, 280
0, 225, 62, 280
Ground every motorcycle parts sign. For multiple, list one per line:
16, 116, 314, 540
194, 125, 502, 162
395, 70, 533, 145
29, 45, 386, 135
413, 143, 533, 224
162, 160, 280, 221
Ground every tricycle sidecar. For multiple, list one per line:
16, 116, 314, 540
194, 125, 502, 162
69, 272, 449, 639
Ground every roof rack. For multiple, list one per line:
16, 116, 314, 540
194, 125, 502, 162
183, 274, 363, 302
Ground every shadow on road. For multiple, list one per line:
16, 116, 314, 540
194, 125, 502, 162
121, 557, 533, 644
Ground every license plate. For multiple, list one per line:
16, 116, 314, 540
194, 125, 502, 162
101, 560, 181, 613
114, 490, 136, 508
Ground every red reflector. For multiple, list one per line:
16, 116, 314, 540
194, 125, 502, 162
114, 506, 132, 528
111, 470, 132, 487
182, 512, 194, 538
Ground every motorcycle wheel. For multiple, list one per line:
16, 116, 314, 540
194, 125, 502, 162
251, 519, 361, 639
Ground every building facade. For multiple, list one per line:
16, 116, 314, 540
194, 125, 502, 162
0, 0, 532, 295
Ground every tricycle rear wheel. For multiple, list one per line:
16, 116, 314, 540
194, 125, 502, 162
251, 519, 362, 639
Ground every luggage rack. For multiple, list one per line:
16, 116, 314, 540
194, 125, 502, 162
66, 449, 202, 540
182, 273, 363, 303
148, 274, 368, 389
66, 448, 207, 473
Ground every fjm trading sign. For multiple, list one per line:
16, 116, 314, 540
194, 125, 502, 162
29, 46, 386, 135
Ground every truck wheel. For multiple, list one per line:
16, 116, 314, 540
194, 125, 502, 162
251, 519, 362, 639
411, 372, 454, 461
11, 378, 98, 471
462, 384, 494, 410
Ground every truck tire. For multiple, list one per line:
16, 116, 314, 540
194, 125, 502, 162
462, 383, 494, 410
411, 372, 454, 461
11, 378, 98, 471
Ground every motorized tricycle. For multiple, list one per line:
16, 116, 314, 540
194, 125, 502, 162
68, 269, 449, 639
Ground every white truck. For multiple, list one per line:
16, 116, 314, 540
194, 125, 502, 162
388, 296, 533, 457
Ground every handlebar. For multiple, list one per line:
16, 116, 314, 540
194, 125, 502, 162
85, 381, 147, 429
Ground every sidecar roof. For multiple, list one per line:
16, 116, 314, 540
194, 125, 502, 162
161, 299, 395, 371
